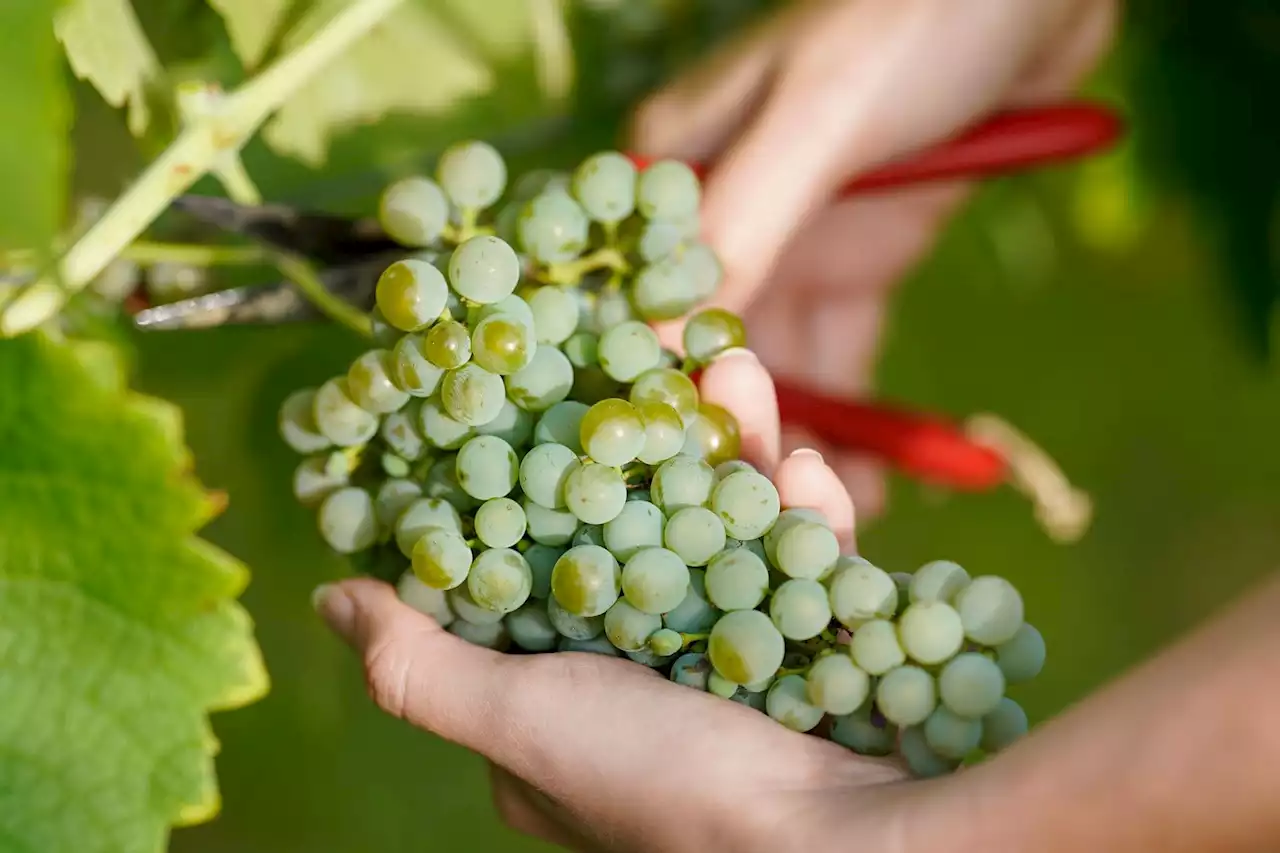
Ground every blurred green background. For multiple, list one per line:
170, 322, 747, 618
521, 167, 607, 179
51, 0, 1280, 850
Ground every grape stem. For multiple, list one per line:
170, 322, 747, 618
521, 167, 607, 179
273, 252, 374, 338
541, 247, 628, 286
679, 632, 709, 649
1, 240, 268, 271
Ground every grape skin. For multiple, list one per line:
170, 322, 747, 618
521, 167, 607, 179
603, 500, 665, 561
938, 652, 1006, 719
564, 462, 628, 525
994, 623, 1046, 684
704, 547, 769, 611
708, 609, 785, 686
663, 506, 726, 567
955, 576, 1025, 646
621, 547, 690, 615
710, 470, 780, 541
318, 487, 378, 554
279, 389, 331, 453
876, 665, 937, 727
766, 675, 824, 732
467, 548, 533, 614
551, 544, 620, 617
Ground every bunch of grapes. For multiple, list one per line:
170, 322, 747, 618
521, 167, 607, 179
278, 140, 1046, 778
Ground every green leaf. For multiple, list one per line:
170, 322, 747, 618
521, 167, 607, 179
55, 0, 161, 136
0, 333, 268, 853
206, 0, 296, 69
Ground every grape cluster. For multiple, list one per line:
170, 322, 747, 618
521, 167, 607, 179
279, 140, 1045, 777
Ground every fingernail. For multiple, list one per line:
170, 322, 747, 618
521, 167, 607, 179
790, 448, 825, 464
715, 347, 759, 364
312, 583, 355, 640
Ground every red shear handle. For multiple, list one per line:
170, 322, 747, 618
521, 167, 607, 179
630, 101, 1122, 194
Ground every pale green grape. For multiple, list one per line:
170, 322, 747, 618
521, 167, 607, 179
762, 508, 825, 565
374, 478, 422, 528
677, 242, 723, 303
980, 697, 1029, 752
419, 396, 475, 450
396, 571, 455, 626
710, 470, 780, 540
629, 367, 699, 426
572, 151, 637, 223
422, 453, 479, 512
448, 584, 505, 625
954, 576, 1025, 646
635, 401, 685, 465
505, 345, 574, 411
551, 544, 620, 617
382, 453, 410, 478
593, 287, 636, 330
994, 623, 1045, 684
620, 547, 690, 615
663, 569, 719, 633
474, 497, 526, 548
348, 349, 410, 414
390, 334, 445, 398
411, 527, 472, 589
449, 618, 511, 650
547, 593, 605, 640
564, 461, 628, 525
562, 333, 599, 369
876, 665, 937, 727
775, 521, 839, 580
380, 404, 426, 461
533, 401, 589, 453
525, 544, 562, 599
714, 460, 755, 480
467, 548, 532, 614
425, 320, 472, 369
375, 258, 449, 331
632, 259, 695, 321
708, 671, 740, 699
898, 601, 965, 665
394, 496, 464, 557
527, 285, 579, 344
505, 601, 558, 651
379, 176, 448, 246
579, 398, 645, 467
806, 654, 870, 716
830, 704, 897, 756
442, 363, 506, 427
603, 500, 665, 561
598, 321, 662, 382
670, 652, 712, 690
650, 454, 715, 512
436, 140, 506, 210
448, 235, 520, 304
664, 506, 726, 567
511, 168, 570, 201
471, 293, 535, 328
829, 560, 898, 629
523, 497, 580, 546
708, 609, 785, 686
637, 220, 686, 263
473, 398, 535, 447
939, 653, 1006, 719
682, 308, 746, 364
313, 377, 378, 446
472, 313, 535, 375
317, 487, 378, 554
850, 619, 906, 675
770, 579, 832, 641
518, 189, 589, 264
704, 547, 769, 611
558, 635, 621, 656
680, 402, 741, 469
454, 435, 518, 500
279, 389, 331, 453
900, 726, 959, 779
923, 706, 982, 760
637, 159, 700, 220
603, 598, 662, 652
766, 675, 824, 732
519, 442, 578, 509
628, 646, 675, 669
647, 628, 683, 657
572, 524, 606, 549
910, 560, 971, 604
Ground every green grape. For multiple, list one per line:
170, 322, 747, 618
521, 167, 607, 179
526, 285, 579, 345
467, 548, 532, 614
474, 497, 527, 548
830, 704, 897, 756
523, 498, 580, 546
630, 367, 699, 427
473, 398, 535, 447
805, 654, 870, 716
511, 168, 570, 201
579, 398, 645, 467
647, 627, 683, 657
390, 334, 445, 398
448, 236, 520, 304
708, 609, 785, 686
637, 220, 686, 263
900, 726, 960, 779
598, 321, 662, 382
994, 623, 1045, 684
518, 189, 590, 264
422, 453, 479, 512
891, 571, 913, 614
374, 478, 422, 527
910, 560, 971, 604
603, 598, 662, 652
635, 401, 685, 465
637, 159, 700, 220
849, 619, 906, 675
603, 499, 665, 561
980, 697, 1029, 752
762, 508, 825, 565
876, 665, 937, 727
410, 527, 473, 589
442, 363, 506, 427
418, 395, 475, 450
449, 618, 511, 650
347, 349, 410, 415
704, 547, 768, 611
279, 389, 331, 453
939, 653, 1006, 719
664, 506, 726, 567
562, 332, 599, 368
519, 442, 578, 509
923, 706, 982, 760
670, 652, 712, 690
505, 345, 575, 412
550, 544, 620, 616
425, 320, 472, 369
505, 601, 559, 652
379, 404, 426, 461
379, 176, 449, 247
710, 470, 780, 541
898, 601, 965, 666
683, 308, 746, 363
572, 524, 606, 549
313, 377, 378, 446
396, 571, 455, 626
394, 496, 464, 557
572, 151, 637, 223
774, 521, 839, 580
382, 453, 410, 478
954, 576, 1025, 646
375, 258, 449, 331
558, 635, 621, 656
293, 455, 349, 508
436, 140, 506, 210
564, 461, 628, 525
770, 578, 833, 641
663, 569, 720, 633
650, 454, 715, 512
829, 560, 898, 629
766, 675, 824, 732
533, 401, 589, 453
472, 292, 536, 328
472, 313, 535, 375
454, 435, 518, 501
525, 543, 563, 599
713, 460, 756, 480
592, 287, 636, 330
632, 258, 696, 321
547, 593, 605, 640
448, 583, 505, 625
620, 547, 690, 615
708, 671, 740, 699
317, 487, 378, 554
680, 403, 741, 468
675, 242, 723, 303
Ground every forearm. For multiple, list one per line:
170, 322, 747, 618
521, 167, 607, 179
917, 571, 1280, 852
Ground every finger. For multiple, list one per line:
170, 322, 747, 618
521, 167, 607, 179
695, 346, 780, 476
489, 764, 590, 850
773, 448, 856, 552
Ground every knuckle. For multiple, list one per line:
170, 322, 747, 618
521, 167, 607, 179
362, 629, 425, 719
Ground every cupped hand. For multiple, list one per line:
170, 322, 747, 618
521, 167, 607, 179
313, 350, 932, 853
632, 0, 1116, 514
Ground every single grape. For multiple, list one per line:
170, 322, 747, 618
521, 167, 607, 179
683, 308, 746, 364
830, 704, 897, 756
472, 313, 535, 376
708, 670, 740, 699
519, 442, 578, 509
766, 675, 824, 732
900, 726, 960, 779
709, 470, 780, 541
621, 547, 690, 615
954, 576, 1025, 646
474, 497, 527, 548
279, 389, 331, 453
379, 176, 448, 246
572, 151, 637, 223
637, 159, 700, 220
876, 665, 937, 727
551, 544, 621, 617
396, 571, 456, 626
675, 242, 723, 303
564, 461, 628, 525
708, 609, 785, 686
637, 219, 686, 263
562, 332, 599, 369
546, 593, 605, 640
898, 601, 966, 665
632, 258, 696, 321
317, 487, 378, 554
419, 395, 476, 450
436, 140, 506, 210
505, 345, 574, 412
980, 697, 1029, 753
523, 497, 580, 546
558, 635, 621, 656
630, 367, 699, 427
762, 508, 825, 565
425, 320, 472, 369
923, 706, 982, 760
471, 292, 536, 328
449, 618, 511, 650
374, 478, 423, 527
598, 321, 662, 382
650, 454, 715, 512
713, 459, 755, 480
669, 652, 712, 690
526, 285, 579, 345
572, 524, 606, 549
994, 623, 1046, 684
604, 598, 663, 652
772, 521, 840, 580
704, 547, 769, 611
663, 569, 720, 633
525, 544, 562, 599
474, 398, 535, 447
768, 579, 831, 641
850, 619, 906, 675
378, 405, 425, 462
518, 189, 590, 264
574, 398, 643, 467
633, 401, 684, 465
664, 506, 726, 567
681, 402, 741, 470
448, 583, 505, 625
467, 548, 532, 614
592, 287, 636, 330
511, 168, 570, 201
390, 334, 445, 398
454, 435, 518, 501
375, 258, 449, 331
909, 559, 971, 604
313, 377, 378, 446
939, 652, 1006, 719
829, 560, 899, 629
411, 527, 473, 589
422, 453, 479, 512
293, 455, 348, 510
603, 500, 665, 561
348, 349, 410, 415
505, 601, 558, 652
441, 363, 506, 427
448, 236, 520, 304
394, 496, 464, 557
533, 401, 589, 453
646, 627, 683, 657
806, 654, 870, 716
382, 453, 411, 478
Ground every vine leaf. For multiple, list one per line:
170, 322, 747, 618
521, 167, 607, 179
206, 0, 296, 69
0, 333, 268, 853
54, 0, 161, 136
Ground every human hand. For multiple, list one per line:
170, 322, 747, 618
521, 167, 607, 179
312, 349, 937, 853
631, 0, 1117, 515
